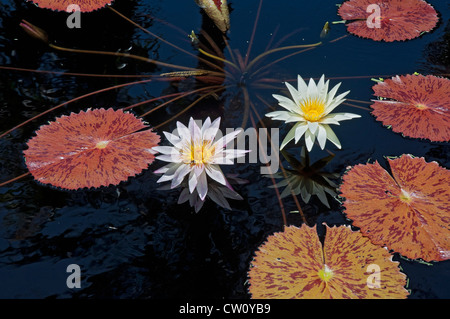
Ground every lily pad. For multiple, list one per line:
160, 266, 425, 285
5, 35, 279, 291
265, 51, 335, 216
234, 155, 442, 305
248, 224, 409, 299
27, 0, 113, 12
338, 0, 439, 42
24, 108, 160, 190
340, 154, 450, 261
371, 74, 450, 142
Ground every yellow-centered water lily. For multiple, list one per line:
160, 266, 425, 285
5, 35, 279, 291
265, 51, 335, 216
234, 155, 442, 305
152, 117, 248, 201
266, 74, 361, 151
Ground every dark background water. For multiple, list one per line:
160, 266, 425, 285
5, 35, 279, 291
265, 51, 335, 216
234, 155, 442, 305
0, 0, 449, 299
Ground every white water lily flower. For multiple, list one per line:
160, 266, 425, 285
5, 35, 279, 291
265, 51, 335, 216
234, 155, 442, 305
266, 74, 361, 151
152, 117, 248, 201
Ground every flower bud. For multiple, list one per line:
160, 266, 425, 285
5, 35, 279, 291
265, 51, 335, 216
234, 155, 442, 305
19, 20, 49, 44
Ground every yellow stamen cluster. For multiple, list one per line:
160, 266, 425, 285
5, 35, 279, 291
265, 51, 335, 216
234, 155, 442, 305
300, 97, 326, 122
181, 139, 216, 166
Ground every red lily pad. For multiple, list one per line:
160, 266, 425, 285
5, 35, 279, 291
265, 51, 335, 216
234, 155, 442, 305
340, 154, 450, 262
338, 0, 439, 42
24, 108, 160, 190
248, 224, 409, 299
370, 74, 450, 142
27, 0, 113, 12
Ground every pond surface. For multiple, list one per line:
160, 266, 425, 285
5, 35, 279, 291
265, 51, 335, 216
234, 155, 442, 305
0, 0, 449, 299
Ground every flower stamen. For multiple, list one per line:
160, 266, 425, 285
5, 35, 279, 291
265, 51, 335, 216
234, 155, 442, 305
187, 139, 216, 166
300, 97, 326, 122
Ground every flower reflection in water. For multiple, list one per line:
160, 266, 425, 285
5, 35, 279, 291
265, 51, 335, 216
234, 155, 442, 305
157, 176, 244, 213
266, 148, 339, 208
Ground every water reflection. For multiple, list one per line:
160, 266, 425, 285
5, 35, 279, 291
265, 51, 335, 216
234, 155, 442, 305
266, 148, 339, 208
157, 176, 244, 213
421, 15, 450, 74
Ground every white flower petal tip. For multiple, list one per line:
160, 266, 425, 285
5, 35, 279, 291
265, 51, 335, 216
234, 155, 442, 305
266, 74, 358, 151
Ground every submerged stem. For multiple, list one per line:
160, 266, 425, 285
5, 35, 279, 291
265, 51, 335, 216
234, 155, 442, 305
248, 110, 289, 226
0, 65, 155, 78
153, 86, 226, 129
240, 87, 251, 129
136, 85, 222, 117
251, 95, 307, 224
198, 48, 239, 73
49, 43, 216, 74
108, 6, 226, 74
0, 172, 31, 188
0, 78, 154, 139
342, 102, 371, 111
246, 42, 322, 72
245, 0, 263, 66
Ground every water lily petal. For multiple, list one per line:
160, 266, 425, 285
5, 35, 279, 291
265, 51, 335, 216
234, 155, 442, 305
323, 124, 342, 149
208, 186, 232, 210
205, 164, 227, 185
152, 146, 177, 155
319, 116, 341, 125
213, 157, 235, 165
317, 124, 327, 149
284, 114, 305, 123
171, 163, 192, 188
197, 170, 208, 201
280, 123, 299, 149
316, 186, 330, 208
177, 188, 191, 204
294, 122, 308, 143
221, 149, 249, 159
307, 121, 319, 134
189, 117, 202, 142
297, 75, 309, 97
327, 112, 361, 121
202, 117, 212, 132
316, 75, 326, 94
267, 111, 304, 123
176, 120, 191, 140
154, 162, 180, 179
304, 129, 316, 152
157, 173, 176, 183
307, 77, 319, 98
194, 197, 205, 213
285, 82, 301, 106
266, 110, 293, 121
188, 170, 198, 193
326, 82, 342, 104
214, 129, 242, 149
202, 117, 221, 141
272, 94, 299, 113
163, 131, 182, 146
325, 90, 350, 113
156, 154, 181, 163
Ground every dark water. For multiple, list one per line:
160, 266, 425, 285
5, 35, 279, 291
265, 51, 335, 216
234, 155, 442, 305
0, 0, 449, 299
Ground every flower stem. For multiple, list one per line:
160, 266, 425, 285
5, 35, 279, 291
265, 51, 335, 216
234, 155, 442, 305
0, 78, 154, 139
153, 86, 227, 129
0, 172, 31, 188
48, 43, 218, 74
